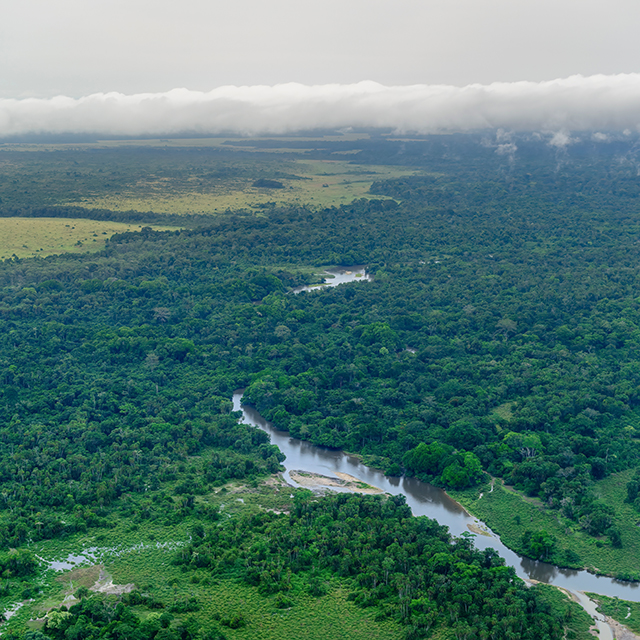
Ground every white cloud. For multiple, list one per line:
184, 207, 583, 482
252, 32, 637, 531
3, 74, 640, 138
548, 131, 574, 148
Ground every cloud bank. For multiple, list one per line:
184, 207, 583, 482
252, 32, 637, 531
3, 74, 640, 138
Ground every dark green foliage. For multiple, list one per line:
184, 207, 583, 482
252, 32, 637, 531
40, 595, 176, 640
174, 492, 567, 639
252, 179, 284, 189
403, 442, 484, 489
607, 526, 623, 548
626, 470, 640, 506
521, 530, 556, 561
219, 612, 246, 629
0, 549, 38, 578
0, 133, 639, 628
168, 598, 200, 613
403, 442, 453, 477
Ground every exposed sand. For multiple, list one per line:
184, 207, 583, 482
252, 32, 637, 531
467, 522, 492, 537
57, 565, 135, 598
607, 617, 640, 640
90, 567, 135, 596
289, 470, 384, 494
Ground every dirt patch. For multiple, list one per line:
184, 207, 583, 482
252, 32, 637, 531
55, 565, 135, 599
467, 522, 492, 537
289, 470, 384, 495
55, 565, 103, 590
607, 617, 640, 640
263, 474, 288, 488
90, 567, 135, 596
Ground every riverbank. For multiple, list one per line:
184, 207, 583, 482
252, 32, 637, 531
338, 444, 640, 582
234, 389, 640, 605
289, 470, 385, 494
448, 472, 640, 582
587, 594, 640, 640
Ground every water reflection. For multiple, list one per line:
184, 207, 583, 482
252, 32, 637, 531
292, 266, 371, 293
235, 391, 640, 602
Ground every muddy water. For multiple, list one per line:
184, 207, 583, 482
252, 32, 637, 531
234, 394, 638, 638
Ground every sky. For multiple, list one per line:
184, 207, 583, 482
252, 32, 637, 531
2, 0, 640, 135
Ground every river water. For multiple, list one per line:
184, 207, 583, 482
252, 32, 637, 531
291, 266, 371, 293
233, 395, 624, 639
233, 396, 639, 601
234, 266, 639, 637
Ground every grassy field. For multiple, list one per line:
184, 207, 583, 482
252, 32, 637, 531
451, 468, 640, 579
0, 136, 421, 217
0, 218, 179, 259
0, 471, 596, 640
66, 158, 416, 215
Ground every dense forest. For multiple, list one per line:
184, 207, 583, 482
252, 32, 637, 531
1, 131, 640, 635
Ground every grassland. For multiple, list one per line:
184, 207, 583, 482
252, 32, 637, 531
450, 468, 640, 579
0, 470, 595, 640
67, 158, 415, 215
0, 218, 179, 259
0, 136, 420, 217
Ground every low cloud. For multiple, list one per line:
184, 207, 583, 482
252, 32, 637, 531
3, 74, 640, 138
548, 131, 574, 148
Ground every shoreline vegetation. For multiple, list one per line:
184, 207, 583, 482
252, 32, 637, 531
449, 469, 640, 581
342, 442, 640, 581
587, 593, 640, 639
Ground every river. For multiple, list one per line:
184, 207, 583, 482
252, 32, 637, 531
233, 394, 625, 638
233, 266, 639, 638
291, 266, 371, 293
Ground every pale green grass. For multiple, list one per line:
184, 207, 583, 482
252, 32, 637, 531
1, 478, 402, 640
67, 158, 417, 215
0, 218, 179, 259
491, 401, 515, 423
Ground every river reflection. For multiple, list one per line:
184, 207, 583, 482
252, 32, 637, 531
235, 392, 640, 603
292, 266, 371, 293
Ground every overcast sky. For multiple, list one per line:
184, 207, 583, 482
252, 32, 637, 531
4, 0, 640, 96
2, 0, 640, 135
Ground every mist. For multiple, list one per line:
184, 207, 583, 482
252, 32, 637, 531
3, 74, 640, 138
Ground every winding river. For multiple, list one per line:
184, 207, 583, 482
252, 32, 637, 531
234, 394, 624, 638
234, 267, 640, 638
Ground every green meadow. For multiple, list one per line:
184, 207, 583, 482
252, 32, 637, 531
0, 218, 179, 259
68, 158, 415, 215
0, 136, 419, 217
451, 468, 640, 580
